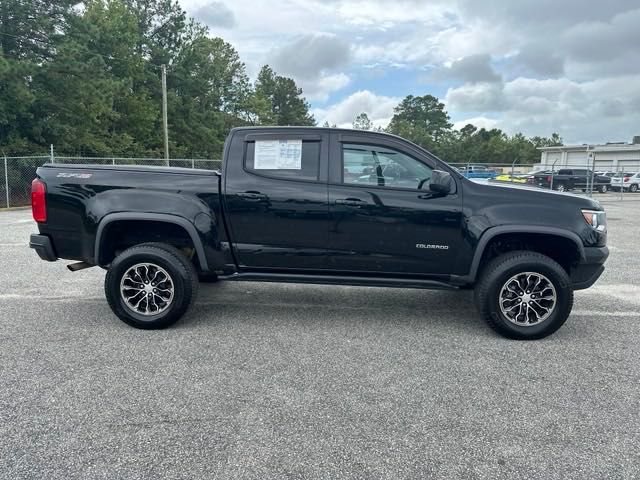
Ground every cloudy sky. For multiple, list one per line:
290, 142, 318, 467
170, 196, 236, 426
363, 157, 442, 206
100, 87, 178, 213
183, 0, 640, 144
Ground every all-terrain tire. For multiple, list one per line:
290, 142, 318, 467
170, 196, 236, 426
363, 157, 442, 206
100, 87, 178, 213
105, 242, 198, 329
474, 251, 573, 340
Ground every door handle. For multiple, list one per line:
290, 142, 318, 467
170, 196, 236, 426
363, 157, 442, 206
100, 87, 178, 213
237, 191, 267, 201
335, 198, 366, 207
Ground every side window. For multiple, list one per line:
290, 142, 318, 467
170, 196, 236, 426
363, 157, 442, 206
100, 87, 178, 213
342, 143, 432, 190
245, 140, 320, 181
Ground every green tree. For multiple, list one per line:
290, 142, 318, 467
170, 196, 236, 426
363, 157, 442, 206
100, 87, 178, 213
0, 0, 77, 153
170, 35, 251, 156
82, 0, 159, 155
254, 65, 315, 126
29, 18, 125, 155
531, 133, 563, 148
352, 112, 373, 130
387, 94, 452, 150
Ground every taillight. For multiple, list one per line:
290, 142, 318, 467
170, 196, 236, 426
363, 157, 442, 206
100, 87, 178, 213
624, 177, 630, 182
546, 175, 552, 183
31, 179, 47, 222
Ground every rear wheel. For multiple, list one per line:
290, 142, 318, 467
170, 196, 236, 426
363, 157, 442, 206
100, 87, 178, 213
105, 243, 198, 329
598, 184, 608, 193
630, 184, 639, 193
474, 251, 573, 340
553, 183, 566, 192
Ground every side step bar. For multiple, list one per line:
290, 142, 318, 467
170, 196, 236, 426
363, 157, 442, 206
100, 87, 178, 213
218, 272, 459, 290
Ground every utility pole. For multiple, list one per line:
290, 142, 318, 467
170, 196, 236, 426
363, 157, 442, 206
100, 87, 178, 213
161, 64, 169, 165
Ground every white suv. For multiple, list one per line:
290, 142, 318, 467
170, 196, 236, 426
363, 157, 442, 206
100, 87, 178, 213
611, 172, 640, 192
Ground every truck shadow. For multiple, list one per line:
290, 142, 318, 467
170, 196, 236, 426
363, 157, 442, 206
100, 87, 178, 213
184, 282, 488, 335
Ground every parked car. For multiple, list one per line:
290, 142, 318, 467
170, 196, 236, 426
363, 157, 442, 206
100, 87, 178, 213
529, 168, 611, 193
610, 172, 640, 192
459, 165, 498, 179
494, 170, 552, 184
29, 127, 608, 340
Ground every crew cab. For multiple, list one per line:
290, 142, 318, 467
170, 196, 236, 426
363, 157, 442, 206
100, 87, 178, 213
29, 127, 609, 340
530, 168, 611, 193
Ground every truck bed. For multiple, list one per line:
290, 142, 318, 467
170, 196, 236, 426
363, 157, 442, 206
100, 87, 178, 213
34, 162, 227, 271
43, 163, 220, 176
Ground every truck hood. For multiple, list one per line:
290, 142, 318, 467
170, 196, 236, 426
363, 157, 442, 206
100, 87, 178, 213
471, 178, 603, 211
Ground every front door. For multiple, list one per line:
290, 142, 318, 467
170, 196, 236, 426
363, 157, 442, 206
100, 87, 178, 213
327, 135, 463, 276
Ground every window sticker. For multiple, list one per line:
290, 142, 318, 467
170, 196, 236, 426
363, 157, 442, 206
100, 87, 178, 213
255, 140, 302, 169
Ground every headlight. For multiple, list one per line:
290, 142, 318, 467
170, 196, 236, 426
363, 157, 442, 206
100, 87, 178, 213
582, 209, 607, 232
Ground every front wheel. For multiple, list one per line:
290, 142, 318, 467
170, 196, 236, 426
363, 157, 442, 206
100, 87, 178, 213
598, 184, 608, 193
105, 243, 198, 329
474, 251, 573, 340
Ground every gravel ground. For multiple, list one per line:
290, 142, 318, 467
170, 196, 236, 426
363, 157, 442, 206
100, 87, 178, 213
1, 196, 639, 479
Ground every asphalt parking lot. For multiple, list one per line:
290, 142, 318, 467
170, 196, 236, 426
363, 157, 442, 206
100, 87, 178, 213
1, 195, 639, 479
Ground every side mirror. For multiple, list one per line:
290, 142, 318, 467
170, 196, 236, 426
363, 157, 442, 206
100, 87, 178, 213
428, 169, 453, 195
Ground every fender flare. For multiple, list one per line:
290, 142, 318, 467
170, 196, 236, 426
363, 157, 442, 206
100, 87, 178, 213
463, 225, 585, 282
94, 212, 209, 271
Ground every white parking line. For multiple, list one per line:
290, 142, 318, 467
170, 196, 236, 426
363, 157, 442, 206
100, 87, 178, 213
572, 311, 639, 317
0, 293, 638, 319
586, 284, 640, 306
0, 219, 34, 226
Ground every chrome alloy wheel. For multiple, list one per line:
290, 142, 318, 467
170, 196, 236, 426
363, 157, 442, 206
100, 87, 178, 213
499, 272, 557, 326
120, 263, 174, 316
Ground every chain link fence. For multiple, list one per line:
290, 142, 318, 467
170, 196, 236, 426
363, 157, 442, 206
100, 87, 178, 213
1, 154, 637, 209
1, 154, 221, 208
449, 161, 640, 201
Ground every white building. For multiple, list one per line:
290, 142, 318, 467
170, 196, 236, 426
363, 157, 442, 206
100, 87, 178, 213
538, 137, 640, 172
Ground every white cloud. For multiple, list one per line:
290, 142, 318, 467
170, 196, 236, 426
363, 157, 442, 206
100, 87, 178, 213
446, 75, 640, 143
193, 2, 235, 28
453, 116, 499, 131
312, 90, 400, 128
268, 34, 351, 101
270, 34, 351, 79
303, 73, 351, 102
181, 0, 640, 143
445, 82, 506, 112
336, 1, 451, 28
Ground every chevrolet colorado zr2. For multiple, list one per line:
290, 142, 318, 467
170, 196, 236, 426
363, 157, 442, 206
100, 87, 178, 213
29, 127, 609, 339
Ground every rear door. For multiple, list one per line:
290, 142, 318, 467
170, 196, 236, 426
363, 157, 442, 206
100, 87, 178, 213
327, 132, 464, 276
223, 129, 330, 270
572, 169, 588, 189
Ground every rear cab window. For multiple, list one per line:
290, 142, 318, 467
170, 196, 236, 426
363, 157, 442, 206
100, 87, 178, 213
244, 140, 321, 181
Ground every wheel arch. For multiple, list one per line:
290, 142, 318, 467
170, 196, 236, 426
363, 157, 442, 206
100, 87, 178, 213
95, 213, 209, 271
462, 225, 585, 284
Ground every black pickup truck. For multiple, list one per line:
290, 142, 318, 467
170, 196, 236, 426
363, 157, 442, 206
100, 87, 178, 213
529, 168, 611, 193
29, 127, 609, 339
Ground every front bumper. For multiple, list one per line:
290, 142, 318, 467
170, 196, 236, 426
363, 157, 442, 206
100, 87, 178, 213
29, 234, 57, 262
571, 246, 609, 290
